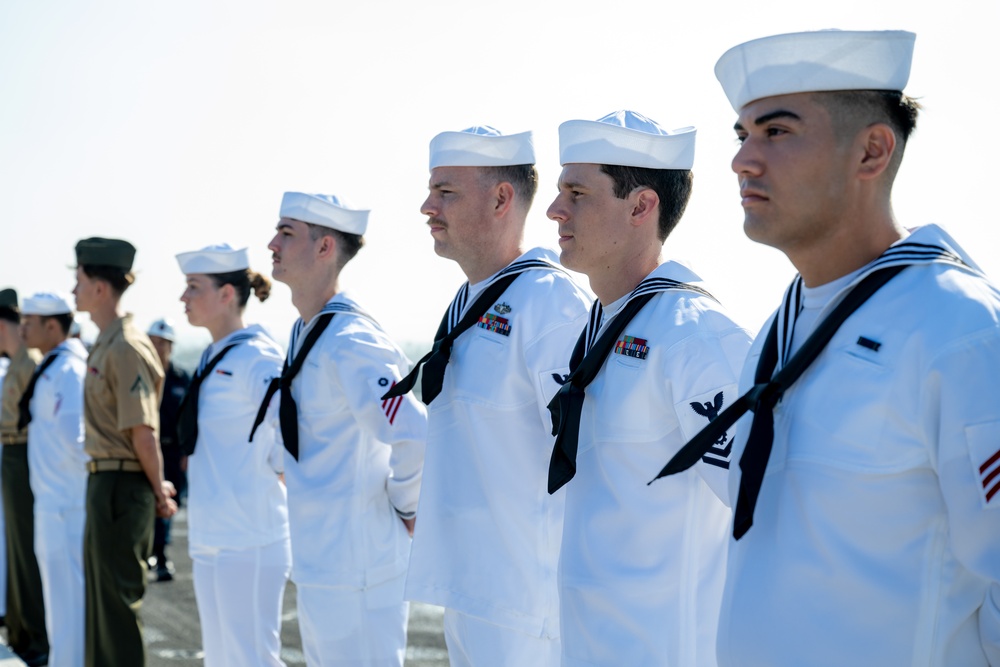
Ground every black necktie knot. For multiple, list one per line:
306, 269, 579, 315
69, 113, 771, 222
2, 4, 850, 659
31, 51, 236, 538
249, 313, 336, 461
748, 381, 783, 412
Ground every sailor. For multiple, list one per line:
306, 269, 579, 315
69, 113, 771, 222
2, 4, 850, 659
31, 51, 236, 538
146, 317, 190, 582
19, 292, 89, 667
73, 237, 176, 666
0, 287, 49, 667
545, 111, 751, 667
659, 29, 1000, 666
389, 125, 590, 667
260, 192, 426, 666
175, 243, 290, 667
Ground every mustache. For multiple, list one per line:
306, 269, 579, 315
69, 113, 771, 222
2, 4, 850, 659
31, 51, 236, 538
427, 217, 446, 228
740, 179, 767, 194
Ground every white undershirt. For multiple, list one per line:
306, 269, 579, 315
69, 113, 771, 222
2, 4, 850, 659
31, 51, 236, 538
789, 267, 865, 356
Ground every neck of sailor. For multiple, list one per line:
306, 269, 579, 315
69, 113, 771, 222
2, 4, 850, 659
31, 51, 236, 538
291, 261, 341, 327
591, 243, 662, 307
207, 309, 246, 345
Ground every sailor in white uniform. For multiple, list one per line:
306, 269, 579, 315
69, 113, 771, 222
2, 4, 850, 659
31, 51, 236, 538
175, 244, 290, 667
388, 126, 590, 667
18, 292, 89, 667
660, 30, 1000, 666
546, 111, 751, 667
262, 192, 427, 667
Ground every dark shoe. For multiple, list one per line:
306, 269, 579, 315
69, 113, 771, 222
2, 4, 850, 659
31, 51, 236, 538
155, 560, 175, 582
20, 651, 48, 667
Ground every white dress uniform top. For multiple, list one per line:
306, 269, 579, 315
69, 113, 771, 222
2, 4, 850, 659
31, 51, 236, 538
405, 247, 591, 645
186, 324, 290, 667
559, 261, 750, 667
283, 292, 426, 667
718, 225, 1000, 667
26, 336, 89, 667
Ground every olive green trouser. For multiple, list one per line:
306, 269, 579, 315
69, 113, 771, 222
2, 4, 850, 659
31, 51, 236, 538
84, 470, 154, 667
1, 444, 49, 658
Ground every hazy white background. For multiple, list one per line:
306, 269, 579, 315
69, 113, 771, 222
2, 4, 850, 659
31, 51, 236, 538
2, 0, 997, 362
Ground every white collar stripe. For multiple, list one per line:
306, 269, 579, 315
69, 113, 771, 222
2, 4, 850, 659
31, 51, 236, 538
586, 277, 716, 352
197, 332, 256, 374
776, 242, 968, 367
446, 258, 562, 333
289, 302, 375, 357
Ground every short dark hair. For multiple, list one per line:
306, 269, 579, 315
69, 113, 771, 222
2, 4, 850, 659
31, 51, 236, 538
80, 264, 135, 295
479, 164, 539, 208
305, 222, 365, 267
208, 270, 271, 307
815, 90, 921, 179
0, 307, 18, 324
42, 313, 74, 336
599, 165, 694, 242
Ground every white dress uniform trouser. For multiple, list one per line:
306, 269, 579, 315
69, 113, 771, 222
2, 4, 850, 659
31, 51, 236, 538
191, 538, 292, 667
296, 574, 408, 667
34, 506, 85, 667
443, 609, 560, 667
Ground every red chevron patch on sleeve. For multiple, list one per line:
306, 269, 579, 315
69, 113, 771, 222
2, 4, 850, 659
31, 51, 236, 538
980, 447, 1000, 504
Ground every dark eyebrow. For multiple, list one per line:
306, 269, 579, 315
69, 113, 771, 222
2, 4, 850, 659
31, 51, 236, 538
276, 221, 294, 231
734, 109, 802, 132
558, 180, 586, 191
430, 181, 453, 190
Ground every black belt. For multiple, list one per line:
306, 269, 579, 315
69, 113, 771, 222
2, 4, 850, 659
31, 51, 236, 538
87, 459, 143, 473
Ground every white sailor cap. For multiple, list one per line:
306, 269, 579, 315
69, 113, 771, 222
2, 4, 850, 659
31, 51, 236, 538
21, 292, 73, 316
175, 243, 250, 275
279, 192, 369, 235
429, 126, 535, 170
558, 110, 696, 170
716, 29, 916, 112
147, 318, 176, 342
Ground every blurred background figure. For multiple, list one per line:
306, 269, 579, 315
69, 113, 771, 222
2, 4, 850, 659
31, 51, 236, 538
19, 292, 89, 667
147, 318, 190, 582
0, 287, 49, 666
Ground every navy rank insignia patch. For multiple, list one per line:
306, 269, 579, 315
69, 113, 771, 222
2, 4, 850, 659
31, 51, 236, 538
478, 313, 511, 337
494, 302, 512, 315
215, 369, 233, 376
690, 391, 731, 469
614, 335, 649, 360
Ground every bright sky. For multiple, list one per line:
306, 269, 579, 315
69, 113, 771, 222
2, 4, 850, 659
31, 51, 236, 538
2, 0, 997, 361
